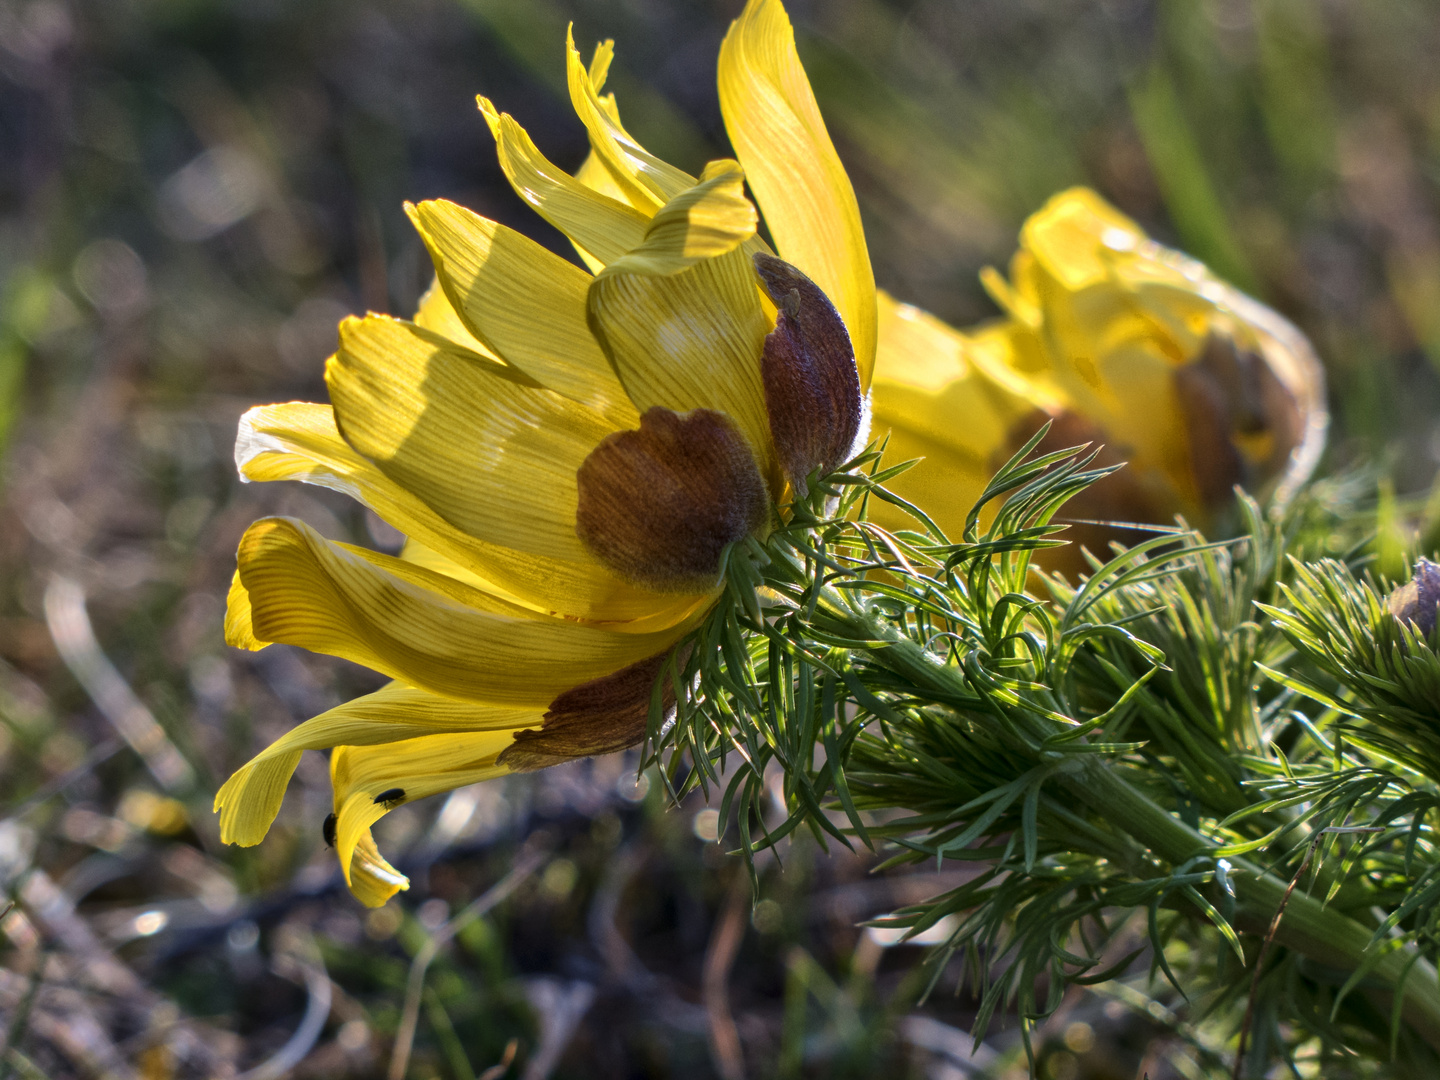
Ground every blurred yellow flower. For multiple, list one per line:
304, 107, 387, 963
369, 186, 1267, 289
214, 0, 875, 906
870, 187, 1327, 566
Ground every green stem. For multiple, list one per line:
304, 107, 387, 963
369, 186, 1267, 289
1074, 757, 1440, 1051
814, 591, 1440, 1051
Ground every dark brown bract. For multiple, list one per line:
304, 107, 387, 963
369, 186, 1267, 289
754, 253, 863, 496
575, 407, 769, 593
1174, 330, 1306, 511
500, 647, 684, 771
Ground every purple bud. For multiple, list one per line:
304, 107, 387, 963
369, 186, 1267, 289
1386, 558, 1440, 637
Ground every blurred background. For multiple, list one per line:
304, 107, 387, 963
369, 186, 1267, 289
1, 0, 1438, 1077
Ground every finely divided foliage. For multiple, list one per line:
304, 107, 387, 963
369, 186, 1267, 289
651, 434, 1440, 1069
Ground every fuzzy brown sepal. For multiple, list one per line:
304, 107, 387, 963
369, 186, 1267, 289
576, 406, 768, 593
499, 647, 687, 771
1174, 331, 1304, 511
753, 253, 862, 497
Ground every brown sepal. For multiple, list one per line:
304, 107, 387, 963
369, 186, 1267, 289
1387, 558, 1440, 638
1174, 331, 1304, 511
498, 647, 687, 772
576, 407, 767, 593
753, 253, 863, 496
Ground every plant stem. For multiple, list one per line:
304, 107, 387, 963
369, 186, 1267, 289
814, 591, 1440, 1051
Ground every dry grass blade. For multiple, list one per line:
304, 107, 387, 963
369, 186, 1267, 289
387, 844, 550, 1080
702, 876, 749, 1080
43, 576, 191, 792
237, 945, 332, 1080
519, 978, 597, 1080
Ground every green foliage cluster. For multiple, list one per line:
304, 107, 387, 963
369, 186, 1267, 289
654, 433, 1440, 1076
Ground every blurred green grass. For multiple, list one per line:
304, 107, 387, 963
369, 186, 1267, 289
2, 0, 1439, 1077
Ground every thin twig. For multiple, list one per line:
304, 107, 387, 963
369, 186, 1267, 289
388, 844, 549, 1080
702, 875, 749, 1080
237, 945, 332, 1080
0, 738, 122, 822
0, 953, 44, 1080
520, 978, 596, 1080
44, 576, 192, 792
1233, 826, 1382, 1078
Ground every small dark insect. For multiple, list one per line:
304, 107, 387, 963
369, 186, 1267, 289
373, 788, 406, 807
322, 813, 337, 847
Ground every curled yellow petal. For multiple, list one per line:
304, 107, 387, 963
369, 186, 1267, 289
407, 198, 635, 424
600, 160, 756, 276
479, 96, 649, 270
234, 402, 700, 626
214, 682, 540, 847
328, 314, 613, 566
227, 517, 697, 704
348, 830, 410, 907
719, 0, 876, 387
565, 27, 694, 214
331, 731, 516, 905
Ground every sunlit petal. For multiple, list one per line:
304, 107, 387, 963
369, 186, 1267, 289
719, 0, 876, 386
328, 313, 612, 566
227, 517, 699, 703
214, 682, 539, 846
589, 169, 775, 481
479, 96, 649, 270
234, 402, 700, 626
407, 199, 635, 424
565, 27, 694, 214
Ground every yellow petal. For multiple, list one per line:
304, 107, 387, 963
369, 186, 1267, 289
235, 401, 701, 626
1018, 187, 1148, 294
870, 293, 1054, 538
407, 199, 636, 424
331, 731, 516, 904
478, 97, 649, 270
586, 38, 615, 91
576, 149, 631, 206
228, 516, 694, 704
718, 0, 876, 387
565, 27, 694, 214
348, 830, 410, 907
588, 175, 774, 481
214, 682, 539, 846
225, 567, 263, 648
413, 276, 495, 358
871, 292, 1056, 460
864, 430, 989, 541
399, 537, 491, 590
601, 160, 757, 274
328, 314, 611, 566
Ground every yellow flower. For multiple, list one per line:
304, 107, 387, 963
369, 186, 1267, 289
214, 0, 875, 906
870, 187, 1328, 565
